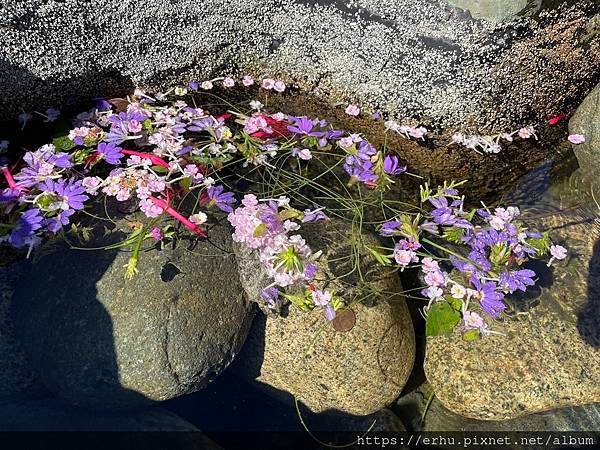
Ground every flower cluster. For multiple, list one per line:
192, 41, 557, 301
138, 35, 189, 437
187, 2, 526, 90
227, 194, 338, 319
450, 126, 537, 154
378, 183, 567, 339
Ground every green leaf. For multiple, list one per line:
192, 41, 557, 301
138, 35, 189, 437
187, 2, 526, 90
447, 296, 463, 312
253, 223, 267, 237
52, 135, 76, 152
443, 226, 466, 244
426, 301, 461, 337
526, 231, 551, 256
462, 329, 480, 342
152, 165, 168, 173
365, 245, 392, 266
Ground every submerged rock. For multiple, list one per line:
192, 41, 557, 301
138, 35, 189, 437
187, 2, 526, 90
396, 383, 600, 433
232, 219, 415, 416
424, 174, 600, 420
570, 81, 600, 185
11, 220, 253, 409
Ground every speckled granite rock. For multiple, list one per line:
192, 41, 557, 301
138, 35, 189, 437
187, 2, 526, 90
0, 266, 41, 398
232, 219, 415, 416
424, 175, 600, 420
396, 383, 600, 432
570, 81, 600, 185
12, 220, 254, 409
1, 1, 599, 132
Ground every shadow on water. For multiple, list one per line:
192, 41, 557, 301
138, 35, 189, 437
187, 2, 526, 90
579, 238, 600, 347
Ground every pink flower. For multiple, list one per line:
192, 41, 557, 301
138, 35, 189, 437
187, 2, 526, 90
568, 134, 585, 144
463, 311, 486, 331
345, 104, 360, 116
242, 75, 254, 86
273, 80, 286, 93
262, 78, 275, 90
223, 77, 235, 88
409, 126, 427, 140
150, 227, 163, 241
550, 244, 567, 260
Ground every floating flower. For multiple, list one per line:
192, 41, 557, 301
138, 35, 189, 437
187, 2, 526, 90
223, 77, 235, 87
242, 75, 254, 86
273, 80, 286, 93
262, 78, 275, 90
345, 104, 360, 116
568, 134, 585, 144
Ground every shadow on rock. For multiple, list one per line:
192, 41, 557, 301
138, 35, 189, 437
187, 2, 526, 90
578, 238, 600, 347
10, 235, 153, 410
0, 58, 134, 121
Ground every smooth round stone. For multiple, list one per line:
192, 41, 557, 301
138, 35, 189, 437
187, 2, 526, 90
232, 219, 415, 416
12, 221, 254, 409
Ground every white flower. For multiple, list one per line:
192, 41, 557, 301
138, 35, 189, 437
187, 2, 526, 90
249, 100, 263, 110
451, 284, 466, 299
174, 86, 187, 96
201, 80, 213, 90
189, 212, 208, 225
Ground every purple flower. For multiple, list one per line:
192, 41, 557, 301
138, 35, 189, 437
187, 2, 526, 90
382, 155, 406, 176
15, 148, 73, 188
499, 269, 536, 293
344, 160, 378, 184
188, 80, 199, 91
206, 185, 236, 213
259, 203, 284, 233
302, 208, 328, 223
97, 142, 124, 165
45, 209, 76, 233
304, 263, 318, 280
41, 178, 89, 211
259, 287, 280, 309
287, 116, 324, 137
9, 208, 43, 247
94, 97, 112, 111
429, 197, 456, 225
472, 278, 506, 318
380, 219, 402, 236
0, 188, 21, 203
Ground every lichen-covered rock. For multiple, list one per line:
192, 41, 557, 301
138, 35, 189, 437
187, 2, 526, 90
570, 81, 600, 184
11, 221, 254, 409
232, 219, 415, 416
424, 172, 600, 420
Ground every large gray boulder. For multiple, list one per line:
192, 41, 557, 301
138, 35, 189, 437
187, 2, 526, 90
11, 220, 254, 409
232, 219, 415, 416
0, 1, 598, 131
